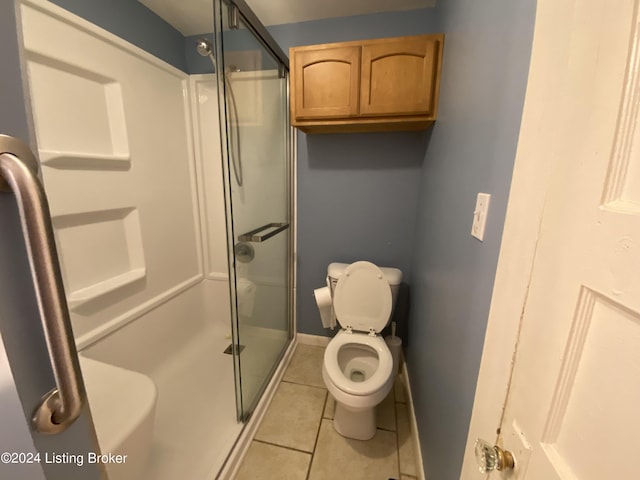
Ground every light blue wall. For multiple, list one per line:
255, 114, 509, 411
269, 9, 438, 47
406, 1, 536, 479
268, 9, 439, 338
48, 0, 187, 71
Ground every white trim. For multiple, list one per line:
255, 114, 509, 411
402, 360, 426, 480
188, 73, 224, 280
182, 76, 206, 280
296, 333, 331, 347
216, 337, 297, 480
75, 274, 203, 350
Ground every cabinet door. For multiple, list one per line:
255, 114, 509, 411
360, 36, 441, 117
292, 45, 360, 120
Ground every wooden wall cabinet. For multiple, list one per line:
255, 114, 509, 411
290, 34, 444, 133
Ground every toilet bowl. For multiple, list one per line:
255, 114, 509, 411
321, 261, 402, 440
80, 356, 157, 480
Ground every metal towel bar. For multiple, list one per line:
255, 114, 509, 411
0, 135, 84, 434
238, 222, 289, 242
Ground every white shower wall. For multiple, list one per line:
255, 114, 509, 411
21, 1, 291, 477
21, 0, 235, 352
189, 74, 230, 280
22, 0, 290, 363
22, 2, 239, 476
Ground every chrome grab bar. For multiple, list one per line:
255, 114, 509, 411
238, 222, 289, 242
0, 135, 84, 434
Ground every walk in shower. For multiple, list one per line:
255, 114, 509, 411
213, 0, 293, 422
16, 0, 293, 478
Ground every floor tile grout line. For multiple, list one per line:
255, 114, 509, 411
252, 438, 314, 456
395, 392, 402, 480
248, 350, 406, 479
306, 390, 329, 480
281, 378, 326, 389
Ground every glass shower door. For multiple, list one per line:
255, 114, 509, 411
213, 0, 292, 420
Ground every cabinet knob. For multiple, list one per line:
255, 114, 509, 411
474, 438, 515, 473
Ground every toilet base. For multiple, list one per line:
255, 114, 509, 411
333, 401, 376, 440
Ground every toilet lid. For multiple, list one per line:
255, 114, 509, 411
333, 261, 392, 333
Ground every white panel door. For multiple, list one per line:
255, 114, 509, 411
474, 0, 640, 478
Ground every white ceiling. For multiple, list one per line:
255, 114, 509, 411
140, 0, 436, 36
246, 0, 436, 28
139, 0, 212, 36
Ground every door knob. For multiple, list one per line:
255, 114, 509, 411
474, 438, 515, 473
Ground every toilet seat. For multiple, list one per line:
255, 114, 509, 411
333, 261, 392, 333
324, 331, 393, 397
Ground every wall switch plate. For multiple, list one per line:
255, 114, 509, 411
471, 193, 491, 241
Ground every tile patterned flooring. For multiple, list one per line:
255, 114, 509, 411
235, 343, 419, 480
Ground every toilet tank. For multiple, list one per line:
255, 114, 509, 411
327, 262, 403, 311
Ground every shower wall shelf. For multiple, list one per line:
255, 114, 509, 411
67, 268, 146, 310
50, 207, 147, 312
40, 150, 131, 170
290, 34, 444, 134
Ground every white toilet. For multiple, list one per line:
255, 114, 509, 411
322, 261, 402, 440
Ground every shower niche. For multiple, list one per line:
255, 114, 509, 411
24, 33, 148, 315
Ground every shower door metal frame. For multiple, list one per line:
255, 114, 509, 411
213, 0, 295, 422
225, 0, 289, 69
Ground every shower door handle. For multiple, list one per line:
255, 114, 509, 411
0, 135, 84, 434
238, 222, 289, 242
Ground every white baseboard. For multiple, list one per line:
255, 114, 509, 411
216, 337, 297, 479
402, 361, 426, 480
296, 332, 331, 347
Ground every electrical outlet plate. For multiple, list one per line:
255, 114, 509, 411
471, 193, 491, 241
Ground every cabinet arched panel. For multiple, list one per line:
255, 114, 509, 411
292, 46, 360, 120
360, 37, 440, 116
